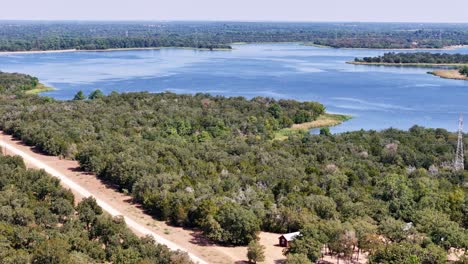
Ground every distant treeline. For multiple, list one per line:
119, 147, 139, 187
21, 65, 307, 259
1, 22, 468, 51
355, 52, 468, 64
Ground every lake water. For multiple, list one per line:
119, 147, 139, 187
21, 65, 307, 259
1, 43, 468, 133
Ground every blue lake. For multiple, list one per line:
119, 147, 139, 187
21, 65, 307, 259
1, 43, 468, 133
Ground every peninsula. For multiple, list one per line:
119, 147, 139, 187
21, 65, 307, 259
350, 52, 468, 80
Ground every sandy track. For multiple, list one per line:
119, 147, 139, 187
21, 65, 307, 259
0, 132, 289, 264
0, 133, 210, 264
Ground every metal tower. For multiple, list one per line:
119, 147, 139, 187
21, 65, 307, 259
455, 114, 464, 171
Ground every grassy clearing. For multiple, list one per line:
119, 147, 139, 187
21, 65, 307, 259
274, 113, 352, 140
25, 83, 55, 95
429, 70, 468, 81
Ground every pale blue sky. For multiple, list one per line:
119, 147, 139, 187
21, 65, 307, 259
2, 0, 468, 23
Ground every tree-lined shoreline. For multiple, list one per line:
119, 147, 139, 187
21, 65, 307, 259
2, 21, 468, 52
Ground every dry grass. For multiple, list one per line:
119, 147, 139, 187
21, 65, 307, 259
291, 114, 350, 129
274, 113, 351, 140
430, 69, 468, 80
25, 83, 55, 95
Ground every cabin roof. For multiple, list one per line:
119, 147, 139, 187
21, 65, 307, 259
280, 231, 301, 241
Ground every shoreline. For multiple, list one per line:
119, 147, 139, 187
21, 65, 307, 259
0, 46, 232, 55
347, 61, 467, 68
305, 43, 468, 51
274, 113, 352, 140
429, 70, 468, 81
2, 43, 467, 55
342, 45, 468, 51
25, 83, 55, 95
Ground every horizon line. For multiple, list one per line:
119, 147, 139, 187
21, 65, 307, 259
1, 19, 468, 24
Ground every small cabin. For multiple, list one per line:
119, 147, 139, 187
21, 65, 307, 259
278, 232, 300, 247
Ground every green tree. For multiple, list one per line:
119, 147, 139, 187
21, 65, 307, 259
73, 90, 86, 100
213, 202, 260, 245
32, 238, 71, 264
459, 66, 468, 77
369, 242, 447, 264
286, 225, 325, 262
320, 127, 331, 136
88, 89, 105, 100
247, 240, 265, 263
293, 110, 312, 124
285, 253, 313, 264
77, 197, 103, 231
268, 104, 282, 119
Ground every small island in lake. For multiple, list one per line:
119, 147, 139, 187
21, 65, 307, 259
349, 52, 468, 80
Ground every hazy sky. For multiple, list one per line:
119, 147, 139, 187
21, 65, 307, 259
2, 0, 468, 23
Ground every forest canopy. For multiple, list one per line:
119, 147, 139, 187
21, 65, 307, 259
0, 71, 39, 93
0, 154, 193, 263
0, 71, 466, 263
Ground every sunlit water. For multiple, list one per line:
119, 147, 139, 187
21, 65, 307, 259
1, 43, 468, 132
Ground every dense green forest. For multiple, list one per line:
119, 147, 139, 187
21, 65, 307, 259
354, 52, 468, 64
1, 21, 468, 51
0, 154, 193, 263
0, 71, 39, 93
0, 71, 467, 263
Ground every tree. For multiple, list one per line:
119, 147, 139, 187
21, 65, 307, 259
268, 104, 282, 119
369, 242, 447, 264
247, 240, 265, 263
379, 217, 408, 243
285, 253, 313, 264
320, 127, 331, 136
293, 110, 312, 124
352, 218, 379, 257
459, 66, 468, 77
212, 202, 260, 245
50, 198, 74, 223
73, 90, 86, 100
77, 197, 103, 230
286, 224, 325, 262
88, 89, 105, 100
32, 238, 71, 264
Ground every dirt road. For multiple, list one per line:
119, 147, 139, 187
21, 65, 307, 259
0, 132, 289, 264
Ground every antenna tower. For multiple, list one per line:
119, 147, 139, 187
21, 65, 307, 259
455, 114, 464, 171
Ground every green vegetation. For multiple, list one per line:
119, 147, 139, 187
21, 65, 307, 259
0, 71, 53, 95
460, 66, 468, 77
0, 71, 38, 93
0, 72, 466, 262
2, 22, 468, 51
0, 155, 193, 263
354, 52, 468, 65
247, 240, 265, 263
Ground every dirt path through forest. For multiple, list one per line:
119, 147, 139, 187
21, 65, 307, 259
0, 132, 289, 264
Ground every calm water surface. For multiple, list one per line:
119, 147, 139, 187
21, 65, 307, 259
1, 43, 468, 133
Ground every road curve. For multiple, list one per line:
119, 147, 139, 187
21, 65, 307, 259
0, 138, 207, 264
